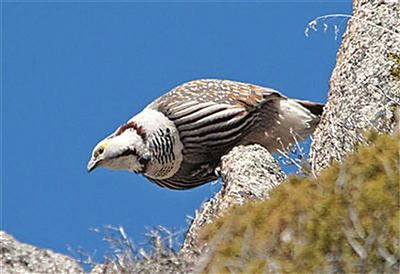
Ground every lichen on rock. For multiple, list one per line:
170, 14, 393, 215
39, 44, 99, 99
0, 231, 84, 274
310, 0, 400, 174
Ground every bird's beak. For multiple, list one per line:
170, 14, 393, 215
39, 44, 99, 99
87, 159, 100, 173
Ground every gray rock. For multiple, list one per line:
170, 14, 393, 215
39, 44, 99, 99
310, 0, 400, 173
181, 144, 285, 257
0, 231, 84, 274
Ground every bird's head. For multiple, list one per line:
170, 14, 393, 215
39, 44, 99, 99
87, 121, 150, 174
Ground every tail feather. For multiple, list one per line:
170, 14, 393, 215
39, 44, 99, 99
268, 98, 324, 149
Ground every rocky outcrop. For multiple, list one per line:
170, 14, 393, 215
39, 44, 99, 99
181, 145, 285, 255
0, 231, 84, 274
310, 0, 400, 173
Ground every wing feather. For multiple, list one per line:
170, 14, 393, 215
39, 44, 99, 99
148, 79, 285, 189
178, 107, 245, 133
169, 102, 216, 119
173, 103, 230, 126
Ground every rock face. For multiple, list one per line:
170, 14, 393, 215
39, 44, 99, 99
181, 145, 285, 254
310, 0, 400, 173
0, 231, 84, 274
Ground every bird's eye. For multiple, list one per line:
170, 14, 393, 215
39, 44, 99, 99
94, 147, 104, 158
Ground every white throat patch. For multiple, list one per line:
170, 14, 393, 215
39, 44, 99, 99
129, 108, 184, 179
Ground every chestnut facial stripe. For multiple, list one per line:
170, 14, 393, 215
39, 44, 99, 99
116, 121, 146, 141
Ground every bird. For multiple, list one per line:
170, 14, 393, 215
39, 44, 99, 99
87, 79, 324, 190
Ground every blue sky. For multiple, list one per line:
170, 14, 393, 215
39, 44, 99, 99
3, 1, 351, 265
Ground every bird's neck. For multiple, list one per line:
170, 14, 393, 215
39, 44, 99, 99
131, 108, 184, 179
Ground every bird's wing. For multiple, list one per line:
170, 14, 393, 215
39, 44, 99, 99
154, 79, 283, 159
147, 79, 284, 189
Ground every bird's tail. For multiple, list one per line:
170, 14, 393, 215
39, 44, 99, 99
294, 99, 325, 117
241, 98, 325, 152
277, 99, 324, 137
258, 98, 325, 152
